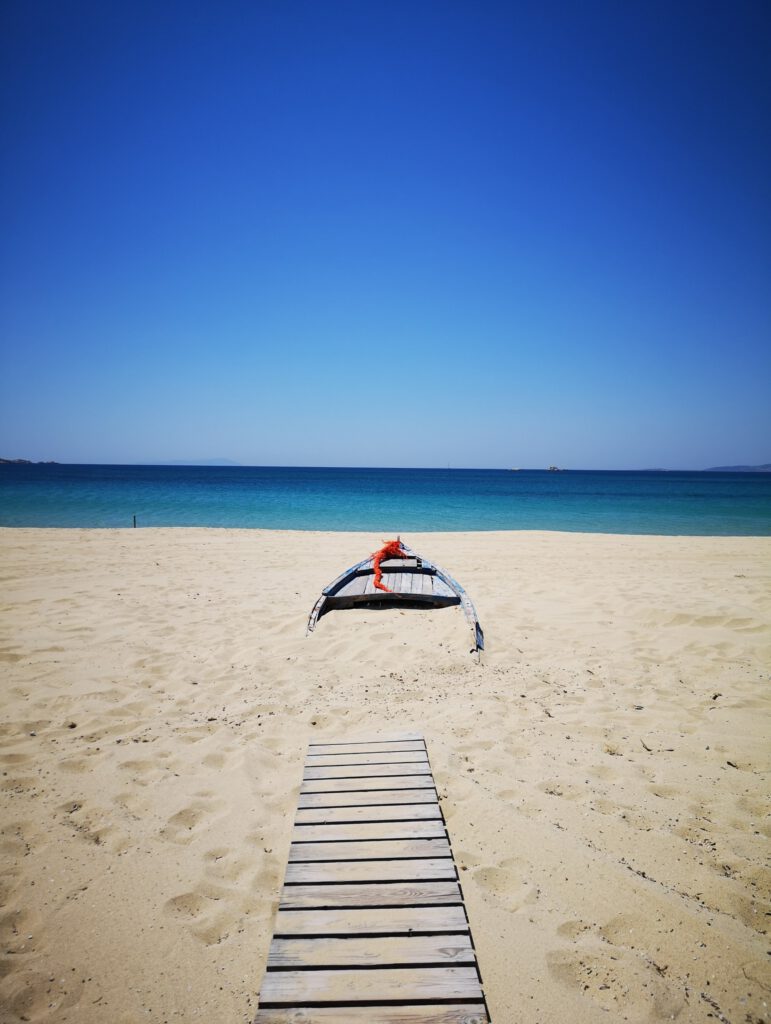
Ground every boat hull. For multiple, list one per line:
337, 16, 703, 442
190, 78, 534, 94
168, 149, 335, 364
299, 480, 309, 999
307, 546, 484, 654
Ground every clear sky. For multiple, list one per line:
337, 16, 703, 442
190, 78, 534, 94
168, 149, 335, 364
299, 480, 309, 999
1, 1, 769, 469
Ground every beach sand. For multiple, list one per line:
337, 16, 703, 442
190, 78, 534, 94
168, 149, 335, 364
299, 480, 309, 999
0, 528, 769, 1023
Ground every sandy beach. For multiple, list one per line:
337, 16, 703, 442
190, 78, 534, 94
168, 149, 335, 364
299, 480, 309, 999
0, 527, 769, 1023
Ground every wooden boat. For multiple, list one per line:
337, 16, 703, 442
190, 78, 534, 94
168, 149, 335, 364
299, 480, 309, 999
307, 540, 484, 654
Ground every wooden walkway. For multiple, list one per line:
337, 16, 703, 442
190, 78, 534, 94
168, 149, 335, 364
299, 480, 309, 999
254, 733, 490, 1024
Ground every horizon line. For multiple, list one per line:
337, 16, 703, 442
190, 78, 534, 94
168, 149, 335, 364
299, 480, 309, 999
3, 460, 770, 473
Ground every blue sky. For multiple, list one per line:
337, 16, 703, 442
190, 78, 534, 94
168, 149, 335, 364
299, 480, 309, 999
1, 0, 769, 469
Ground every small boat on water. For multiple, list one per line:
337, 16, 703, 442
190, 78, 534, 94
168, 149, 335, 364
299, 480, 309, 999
307, 539, 484, 655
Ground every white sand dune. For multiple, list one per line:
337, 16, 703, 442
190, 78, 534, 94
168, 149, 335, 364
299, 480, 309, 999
0, 528, 769, 1023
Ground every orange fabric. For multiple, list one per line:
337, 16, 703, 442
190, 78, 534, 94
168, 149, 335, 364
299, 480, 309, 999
371, 539, 406, 593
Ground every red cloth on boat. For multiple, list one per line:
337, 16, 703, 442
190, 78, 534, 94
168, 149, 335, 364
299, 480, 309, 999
371, 539, 406, 593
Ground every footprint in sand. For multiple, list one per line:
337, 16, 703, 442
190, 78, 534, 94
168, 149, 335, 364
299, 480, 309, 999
162, 880, 234, 942
556, 919, 592, 940
58, 800, 131, 853
0, 905, 44, 954
163, 857, 269, 947
473, 857, 534, 912
0, 967, 85, 1022
203, 847, 252, 883
159, 794, 225, 845
537, 779, 585, 800
547, 944, 685, 1019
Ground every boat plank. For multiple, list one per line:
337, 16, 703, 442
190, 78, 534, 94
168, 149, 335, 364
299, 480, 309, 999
432, 576, 455, 599
393, 572, 407, 594
335, 574, 370, 598
295, 805, 441, 825
301, 776, 436, 792
267, 933, 475, 968
272, 905, 469, 936
255, 1007, 488, 1024
288, 838, 451, 861
258, 966, 483, 1004
363, 573, 378, 596
292, 820, 447, 842
298, 789, 438, 808
420, 573, 436, 596
279, 881, 462, 909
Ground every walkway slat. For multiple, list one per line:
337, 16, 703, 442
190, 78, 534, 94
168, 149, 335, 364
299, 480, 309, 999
258, 965, 482, 1003
304, 763, 432, 779
292, 820, 447, 842
301, 774, 436, 792
255, 1007, 489, 1024
294, 803, 442, 824
306, 741, 426, 756
272, 906, 469, 936
280, 880, 462, 909
298, 788, 438, 808
267, 934, 476, 968
284, 857, 456, 884
288, 838, 451, 861
253, 734, 490, 1023
306, 751, 430, 765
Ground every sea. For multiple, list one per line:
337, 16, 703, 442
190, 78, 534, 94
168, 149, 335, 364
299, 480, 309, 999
1, 464, 770, 535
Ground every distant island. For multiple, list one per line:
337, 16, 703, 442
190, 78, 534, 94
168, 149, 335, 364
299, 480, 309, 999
706, 464, 771, 472
0, 458, 59, 465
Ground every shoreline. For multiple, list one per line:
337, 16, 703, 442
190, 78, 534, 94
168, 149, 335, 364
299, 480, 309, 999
1, 528, 769, 1022
3, 525, 771, 538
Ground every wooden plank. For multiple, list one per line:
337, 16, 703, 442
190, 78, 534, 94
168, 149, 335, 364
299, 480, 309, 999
279, 881, 462, 909
288, 838, 451, 861
335, 574, 370, 598
320, 557, 372, 597
267, 933, 475, 968
432, 577, 455, 599
306, 742, 426, 757
272, 905, 469, 936
285, 858, 455, 885
298, 789, 438, 808
255, 1007, 488, 1024
295, 805, 442, 825
255, 734, 490, 1023
301, 775, 436, 793
258, 966, 483, 1004
292, 820, 447, 842
364, 573, 378, 595
305, 751, 430, 766
419, 573, 436, 596
309, 733, 423, 746
304, 763, 432, 779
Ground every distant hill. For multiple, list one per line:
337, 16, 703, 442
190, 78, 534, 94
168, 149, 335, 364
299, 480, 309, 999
0, 458, 58, 464
706, 464, 771, 472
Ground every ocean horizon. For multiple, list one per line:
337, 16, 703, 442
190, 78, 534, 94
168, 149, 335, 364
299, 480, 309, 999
1, 463, 770, 535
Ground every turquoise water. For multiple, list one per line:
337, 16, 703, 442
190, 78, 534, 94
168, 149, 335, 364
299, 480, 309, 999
1, 465, 770, 534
